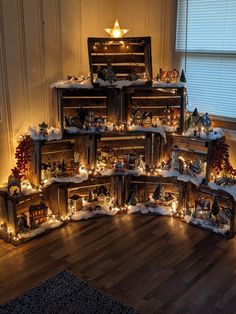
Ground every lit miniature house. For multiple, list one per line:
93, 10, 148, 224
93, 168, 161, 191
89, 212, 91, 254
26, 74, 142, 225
68, 194, 83, 212
29, 202, 48, 229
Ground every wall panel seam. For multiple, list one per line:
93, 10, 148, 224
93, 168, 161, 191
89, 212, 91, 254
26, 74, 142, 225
56, 0, 63, 79
17, 0, 30, 126
78, 0, 82, 74
37, 0, 49, 123
0, 1, 14, 165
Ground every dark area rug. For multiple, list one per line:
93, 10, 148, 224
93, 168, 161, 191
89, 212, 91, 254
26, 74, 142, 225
0, 270, 138, 314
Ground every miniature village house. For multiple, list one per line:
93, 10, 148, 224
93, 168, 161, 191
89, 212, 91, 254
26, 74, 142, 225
68, 194, 83, 212
29, 203, 48, 229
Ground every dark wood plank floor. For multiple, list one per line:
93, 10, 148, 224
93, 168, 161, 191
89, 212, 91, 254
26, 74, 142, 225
0, 214, 236, 313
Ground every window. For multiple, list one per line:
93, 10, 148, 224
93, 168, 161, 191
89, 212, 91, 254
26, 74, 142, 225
175, 0, 236, 119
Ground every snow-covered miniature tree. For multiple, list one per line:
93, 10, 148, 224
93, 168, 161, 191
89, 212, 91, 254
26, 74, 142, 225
211, 195, 220, 217
152, 184, 161, 204
87, 191, 93, 203
128, 192, 138, 206
191, 158, 202, 176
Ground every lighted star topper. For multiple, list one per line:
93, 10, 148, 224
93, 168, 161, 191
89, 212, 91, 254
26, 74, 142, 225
104, 19, 129, 38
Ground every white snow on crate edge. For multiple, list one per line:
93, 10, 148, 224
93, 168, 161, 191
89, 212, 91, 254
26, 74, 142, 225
28, 126, 62, 141
50, 80, 93, 89
185, 128, 224, 140
208, 182, 236, 201
128, 125, 167, 142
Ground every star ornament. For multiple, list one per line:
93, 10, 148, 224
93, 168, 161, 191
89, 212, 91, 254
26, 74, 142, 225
104, 19, 129, 38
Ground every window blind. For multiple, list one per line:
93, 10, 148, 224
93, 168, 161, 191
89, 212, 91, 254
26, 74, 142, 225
176, 0, 236, 118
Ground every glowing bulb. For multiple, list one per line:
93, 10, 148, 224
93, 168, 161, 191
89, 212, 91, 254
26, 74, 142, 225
104, 19, 129, 38
113, 29, 121, 38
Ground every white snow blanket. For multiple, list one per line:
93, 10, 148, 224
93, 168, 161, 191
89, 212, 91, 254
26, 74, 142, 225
158, 169, 204, 186
127, 203, 172, 216
184, 215, 230, 235
71, 207, 120, 221
50, 79, 93, 89
28, 126, 62, 141
45, 172, 88, 185
19, 219, 63, 239
152, 81, 186, 88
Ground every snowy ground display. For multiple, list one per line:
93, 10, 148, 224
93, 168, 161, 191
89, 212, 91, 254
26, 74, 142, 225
71, 207, 120, 221
18, 218, 63, 239
127, 203, 172, 216
184, 215, 230, 236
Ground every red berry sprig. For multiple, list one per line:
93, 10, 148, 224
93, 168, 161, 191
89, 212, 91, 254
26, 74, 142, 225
212, 137, 236, 177
11, 135, 33, 180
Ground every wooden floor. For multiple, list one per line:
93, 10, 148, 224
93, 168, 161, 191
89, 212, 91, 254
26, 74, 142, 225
0, 214, 236, 313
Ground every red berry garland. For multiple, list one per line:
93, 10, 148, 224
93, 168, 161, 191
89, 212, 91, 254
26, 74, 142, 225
212, 137, 236, 177
11, 135, 33, 180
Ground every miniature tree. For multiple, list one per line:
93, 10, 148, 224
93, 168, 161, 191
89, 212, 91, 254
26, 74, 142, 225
152, 184, 161, 202
211, 195, 220, 217
87, 191, 93, 203
180, 69, 186, 83
191, 158, 202, 175
128, 192, 138, 206
191, 108, 200, 127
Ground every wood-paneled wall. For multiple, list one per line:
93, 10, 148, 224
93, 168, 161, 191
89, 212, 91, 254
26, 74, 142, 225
0, 0, 177, 183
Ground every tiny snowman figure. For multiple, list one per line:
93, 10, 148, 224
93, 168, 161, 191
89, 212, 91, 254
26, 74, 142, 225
39, 122, 48, 139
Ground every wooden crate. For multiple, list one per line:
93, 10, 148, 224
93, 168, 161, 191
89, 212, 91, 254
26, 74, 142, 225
55, 87, 120, 133
28, 135, 96, 187
125, 175, 188, 211
185, 183, 235, 238
96, 131, 153, 172
88, 37, 152, 83
67, 176, 115, 210
0, 189, 45, 243
124, 85, 186, 133
165, 134, 216, 184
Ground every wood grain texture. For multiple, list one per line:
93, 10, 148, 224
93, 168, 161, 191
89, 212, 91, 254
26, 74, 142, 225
0, 214, 235, 313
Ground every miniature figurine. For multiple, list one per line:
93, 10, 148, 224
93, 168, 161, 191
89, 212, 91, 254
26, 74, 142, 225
103, 61, 116, 83
201, 113, 211, 134
17, 214, 28, 233
39, 122, 48, 138
68, 194, 83, 212
8, 175, 21, 196
142, 112, 152, 128
132, 108, 143, 125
